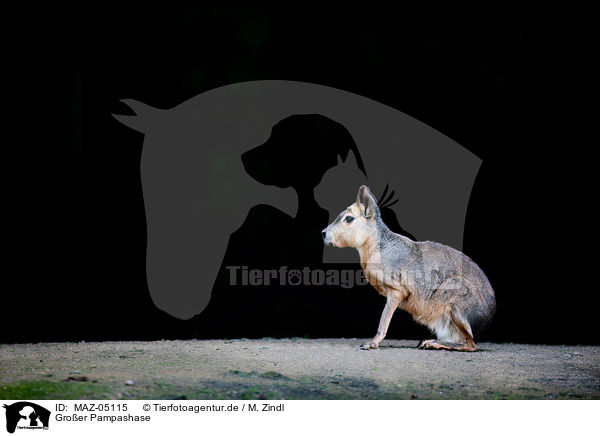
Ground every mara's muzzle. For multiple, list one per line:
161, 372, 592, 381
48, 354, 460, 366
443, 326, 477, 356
321, 228, 333, 246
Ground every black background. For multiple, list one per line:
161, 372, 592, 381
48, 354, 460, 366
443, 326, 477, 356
4, 4, 593, 344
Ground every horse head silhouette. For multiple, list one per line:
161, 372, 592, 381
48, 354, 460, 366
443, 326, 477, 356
113, 81, 481, 320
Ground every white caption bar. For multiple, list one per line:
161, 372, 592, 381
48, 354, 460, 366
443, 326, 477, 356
0, 400, 597, 436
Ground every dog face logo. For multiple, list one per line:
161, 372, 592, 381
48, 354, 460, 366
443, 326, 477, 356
112, 80, 481, 319
3, 402, 50, 433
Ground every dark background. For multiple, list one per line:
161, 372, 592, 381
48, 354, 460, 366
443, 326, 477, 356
4, 4, 593, 344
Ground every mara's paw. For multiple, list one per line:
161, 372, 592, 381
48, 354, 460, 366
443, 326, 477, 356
360, 341, 379, 350
417, 339, 448, 350
418, 339, 476, 351
417, 339, 431, 348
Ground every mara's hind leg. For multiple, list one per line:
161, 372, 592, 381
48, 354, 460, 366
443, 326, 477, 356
451, 309, 477, 351
418, 308, 477, 352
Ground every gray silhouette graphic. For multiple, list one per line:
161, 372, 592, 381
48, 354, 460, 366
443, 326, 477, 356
113, 80, 481, 320
3, 402, 51, 434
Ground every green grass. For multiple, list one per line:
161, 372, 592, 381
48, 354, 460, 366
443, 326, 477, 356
1, 378, 588, 401
0, 380, 112, 400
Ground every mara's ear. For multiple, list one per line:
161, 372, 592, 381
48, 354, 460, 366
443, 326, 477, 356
356, 185, 377, 219
111, 99, 162, 134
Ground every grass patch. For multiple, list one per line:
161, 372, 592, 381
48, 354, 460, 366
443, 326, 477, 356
0, 380, 112, 400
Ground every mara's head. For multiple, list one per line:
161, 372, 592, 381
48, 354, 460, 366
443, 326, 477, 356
321, 185, 379, 248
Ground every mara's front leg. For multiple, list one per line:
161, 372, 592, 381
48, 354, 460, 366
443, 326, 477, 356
360, 292, 402, 350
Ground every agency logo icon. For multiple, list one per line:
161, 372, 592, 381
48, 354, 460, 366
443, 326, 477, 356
3, 402, 50, 434
113, 80, 481, 320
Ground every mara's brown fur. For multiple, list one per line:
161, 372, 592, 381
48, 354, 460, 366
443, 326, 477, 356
322, 186, 495, 351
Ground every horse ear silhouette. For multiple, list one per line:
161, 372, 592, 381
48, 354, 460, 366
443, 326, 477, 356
112, 99, 162, 133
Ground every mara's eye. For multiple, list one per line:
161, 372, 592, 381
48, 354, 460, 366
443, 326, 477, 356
344, 216, 355, 223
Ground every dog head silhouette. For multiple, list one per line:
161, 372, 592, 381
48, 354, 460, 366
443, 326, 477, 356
241, 114, 366, 193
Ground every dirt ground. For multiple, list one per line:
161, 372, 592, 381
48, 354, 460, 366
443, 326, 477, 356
1, 339, 599, 400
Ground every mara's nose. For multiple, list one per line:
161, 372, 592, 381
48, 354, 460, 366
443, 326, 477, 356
321, 230, 327, 241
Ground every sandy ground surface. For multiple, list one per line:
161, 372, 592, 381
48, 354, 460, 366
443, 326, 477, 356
1, 339, 599, 400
